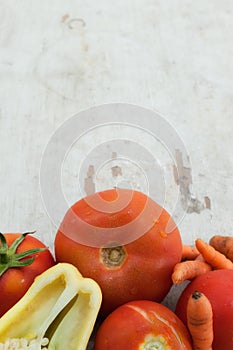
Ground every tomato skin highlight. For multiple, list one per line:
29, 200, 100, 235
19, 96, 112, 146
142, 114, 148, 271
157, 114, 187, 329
94, 300, 192, 350
0, 233, 55, 317
175, 269, 233, 350
55, 189, 182, 315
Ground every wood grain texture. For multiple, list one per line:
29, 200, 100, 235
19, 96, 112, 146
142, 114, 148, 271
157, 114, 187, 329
0, 1, 233, 325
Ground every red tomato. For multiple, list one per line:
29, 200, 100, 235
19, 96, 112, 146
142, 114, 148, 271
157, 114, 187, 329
175, 270, 233, 350
94, 300, 192, 350
0, 232, 55, 316
55, 188, 182, 315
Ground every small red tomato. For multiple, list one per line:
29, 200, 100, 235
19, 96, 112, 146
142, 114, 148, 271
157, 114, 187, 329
0, 232, 55, 316
94, 300, 192, 350
55, 189, 182, 315
175, 269, 233, 350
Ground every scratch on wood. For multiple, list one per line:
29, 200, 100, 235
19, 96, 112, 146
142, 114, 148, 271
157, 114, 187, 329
174, 149, 211, 213
204, 196, 211, 209
111, 152, 122, 177
61, 14, 69, 23
84, 165, 95, 195
61, 14, 86, 29
68, 18, 86, 30
111, 165, 122, 177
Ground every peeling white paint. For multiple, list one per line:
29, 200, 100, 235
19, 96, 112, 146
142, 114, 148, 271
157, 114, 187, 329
0, 1, 233, 347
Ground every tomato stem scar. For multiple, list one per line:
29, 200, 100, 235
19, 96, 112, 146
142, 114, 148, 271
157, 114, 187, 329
100, 244, 126, 269
141, 335, 171, 350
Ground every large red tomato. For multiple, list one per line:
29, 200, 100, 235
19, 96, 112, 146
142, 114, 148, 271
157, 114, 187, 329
175, 270, 233, 350
55, 188, 182, 315
94, 300, 192, 350
0, 232, 55, 316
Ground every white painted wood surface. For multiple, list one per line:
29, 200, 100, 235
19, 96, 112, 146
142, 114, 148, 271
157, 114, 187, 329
0, 0, 233, 344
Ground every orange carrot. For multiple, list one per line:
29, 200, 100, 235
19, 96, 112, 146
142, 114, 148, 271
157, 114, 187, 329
182, 244, 199, 261
172, 260, 211, 285
187, 290, 213, 350
209, 235, 233, 262
196, 238, 233, 270
195, 254, 205, 262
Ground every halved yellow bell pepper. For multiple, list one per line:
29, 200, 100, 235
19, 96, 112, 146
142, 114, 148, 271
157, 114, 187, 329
0, 263, 102, 349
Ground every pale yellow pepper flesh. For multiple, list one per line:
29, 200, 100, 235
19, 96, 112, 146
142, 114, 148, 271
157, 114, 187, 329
0, 263, 102, 350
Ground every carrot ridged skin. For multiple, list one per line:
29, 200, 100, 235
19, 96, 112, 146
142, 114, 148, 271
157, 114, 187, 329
187, 291, 213, 350
209, 235, 233, 262
172, 260, 211, 285
195, 238, 233, 270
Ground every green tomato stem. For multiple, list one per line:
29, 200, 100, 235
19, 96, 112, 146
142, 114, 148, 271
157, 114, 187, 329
7, 232, 29, 255
0, 253, 8, 265
0, 264, 9, 276
0, 232, 48, 277
0, 233, 8, 253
